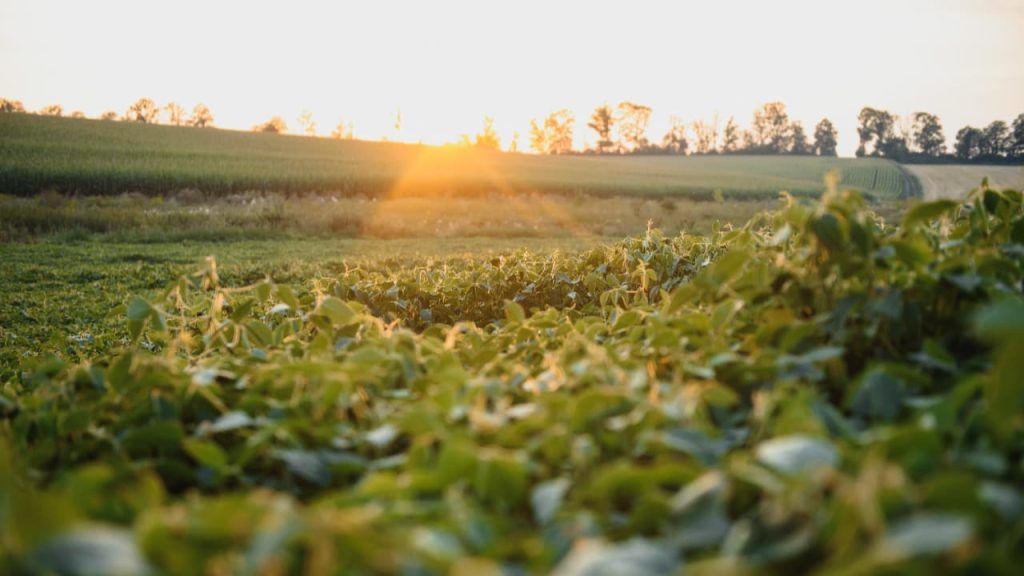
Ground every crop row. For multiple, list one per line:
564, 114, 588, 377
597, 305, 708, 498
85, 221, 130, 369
0, 114, 909, 199
2, 186, 1022, 573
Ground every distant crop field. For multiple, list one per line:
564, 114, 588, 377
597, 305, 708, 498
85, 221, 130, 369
902, 164, 1024, 199
0, 114, 910, 200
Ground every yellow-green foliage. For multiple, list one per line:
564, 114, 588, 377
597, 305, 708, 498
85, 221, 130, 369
2, 185, 1023, 573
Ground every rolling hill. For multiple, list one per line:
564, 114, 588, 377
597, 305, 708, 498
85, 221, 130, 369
1, 113, 911, 200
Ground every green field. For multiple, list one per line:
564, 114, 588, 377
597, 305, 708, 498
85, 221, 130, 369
0, 236, 598, 375
2, 110, 1019, 574
2, 188, 1023, 573
0, 113, 912, 200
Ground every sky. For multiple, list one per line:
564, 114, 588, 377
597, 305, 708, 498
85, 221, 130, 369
1, 0, 1022, 156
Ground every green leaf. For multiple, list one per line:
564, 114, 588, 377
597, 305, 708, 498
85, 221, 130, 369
207, 411, 256, 434
184, 439, 228, 472
704, 249, 749, 286
974, 298, 1024, 342
121, 421, 183, 455
275, 285, 300, 311
551, 538, 677, 576
317, 297, 356, 325
851, 368, 905, 422
504, 301, 525, 323
974, 299, 1024, 436
668, 471, 730, 551
275, 449, 330, 486
612, 310, 643, 332
126, 296, 152, 322
811, 212, 844, 252
230, 298, 255, 322
891, 239, 933, 265
881, 514, 972, 557
756, 435, 838, 475
474, 450, 527, 510
531, 477, 570, 525
902, 199, 958, 229
30, 527, 151, 576
661, 429, 729, 466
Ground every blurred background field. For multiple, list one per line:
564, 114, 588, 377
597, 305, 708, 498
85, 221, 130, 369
904, 164, 1024, 199
0, 113, 911, 200
0, 190, 790, 242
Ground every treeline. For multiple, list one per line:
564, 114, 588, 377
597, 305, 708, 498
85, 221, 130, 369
855, 107, 1024, 164
529, 101, 838, 157
0, 96, 362, 141
0, 96, 840, 156
6, 94, 1023, 162
0, 97, 213, 128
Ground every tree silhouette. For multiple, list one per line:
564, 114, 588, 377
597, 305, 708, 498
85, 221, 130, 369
100, 111, 118, 121
691, 120, 717, 154
856, 107, 896, 157
40, 104, 64, 116
1012, 114, 1024, 158
721, 117, 740, 153
330, 120, 354, 139
790, 122, 811, 155
587, 105, 616, 153
877, 132, 909, 159
529, 120, 545, 154
475, 116, 501, 150
126, 98, 159, 123
164, 102, 186, 126
69, 111, 86, 119
1, 98, 26, 113
616, 102, 652, 152
911, 112, 946, 157
954, 126, 982, 160
661, 116, 688, 155
529, 110, 574, 154
813, 118, 838, 156
254, 117, 288, 133
750, 102, 792, 153
189, 104, 214, 127
980, 121, 1009, 157
297, 110, 317, 136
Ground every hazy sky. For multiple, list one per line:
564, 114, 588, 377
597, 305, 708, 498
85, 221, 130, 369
2, 0, 1022, 155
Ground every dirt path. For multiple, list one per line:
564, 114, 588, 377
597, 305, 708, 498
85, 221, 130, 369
903, 165, 1024, 200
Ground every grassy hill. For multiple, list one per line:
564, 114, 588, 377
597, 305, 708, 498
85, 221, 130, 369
0, 113, 912, 199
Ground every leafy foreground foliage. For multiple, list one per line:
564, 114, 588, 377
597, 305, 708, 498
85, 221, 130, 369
3, 187, 1024, 575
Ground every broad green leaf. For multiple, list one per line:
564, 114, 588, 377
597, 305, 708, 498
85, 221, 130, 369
903, 199, 958, 229
974, 298, 1024, 342
851, 368, 905, 422
126, 297, 152, 322
552, 538, 677, 576
811, 212, 844, 252
317, 297, 356, 325
881, 514, 972, 557
474, 450, 527, 510
121, 421, 183, 454
504, 301, 526, 323
756, 435, 838, 475
29, 527, 151, 576
531, 477, 570, 525
184, 440, 228, 472
661, 429, 729, 466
